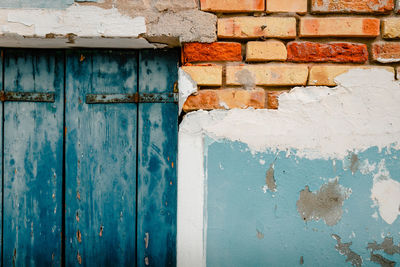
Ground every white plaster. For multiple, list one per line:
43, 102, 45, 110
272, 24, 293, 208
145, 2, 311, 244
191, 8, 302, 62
179, 69, 400, 160
359, 159, 376, 175
0, 5, 152, 48
371, 160, 400, 224
178, 68, 400, 265
178, 68, 197, 115
376, 58, 400, 63
177, 128, 206, 267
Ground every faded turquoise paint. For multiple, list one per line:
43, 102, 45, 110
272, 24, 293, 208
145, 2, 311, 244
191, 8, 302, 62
206, 139, 400, 266
3, 50, 64, 266
0, 0, 74, 9
137, 50, 178, 266
65, 50, 138, 266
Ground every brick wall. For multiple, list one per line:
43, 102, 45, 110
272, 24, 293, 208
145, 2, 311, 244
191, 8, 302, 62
181, 0, 400, 112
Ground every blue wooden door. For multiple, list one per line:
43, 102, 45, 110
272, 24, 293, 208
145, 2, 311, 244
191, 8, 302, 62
2, 49, 64, 266
0, 49, 178, 266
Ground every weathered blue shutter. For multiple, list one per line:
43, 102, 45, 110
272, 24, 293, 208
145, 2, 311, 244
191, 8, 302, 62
3, 50, 64, 266
65, 50, 138, 266
137, 50, 178, 266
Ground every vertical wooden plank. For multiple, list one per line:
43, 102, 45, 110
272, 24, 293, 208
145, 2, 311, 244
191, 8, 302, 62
0, 49, 3, 265
65, 50, 137, 266
137, 49, 179, 266
3, 49, 64, 266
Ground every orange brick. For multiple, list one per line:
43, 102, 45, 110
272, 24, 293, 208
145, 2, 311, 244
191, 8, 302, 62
267, 0, 307, 13
267, 91, 287, 109
372, 42, 400, 63
311, 0, 394, 13
200, 0, 264, 12
382, 18, 400, 39
218, 17, 296, 39
181, 65, 222, 86
309, 65, 395, 86
182, 42, 242, 64
246, 40, 287, 62
226, 64, 308, 86
300, 17, 380, 37
182, 89, 266, 112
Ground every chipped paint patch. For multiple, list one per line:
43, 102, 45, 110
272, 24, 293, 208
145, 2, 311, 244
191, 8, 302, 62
371, 160, 400, 224
265, 163, 276, 192
368, 237, 400, 255
297, 179, 351, 226
332, 234, 363, 267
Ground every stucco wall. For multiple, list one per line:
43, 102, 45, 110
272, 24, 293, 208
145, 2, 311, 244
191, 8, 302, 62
178, 69, 400, 266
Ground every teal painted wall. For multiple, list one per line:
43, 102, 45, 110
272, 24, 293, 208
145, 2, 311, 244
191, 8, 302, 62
205, 138, 400, 266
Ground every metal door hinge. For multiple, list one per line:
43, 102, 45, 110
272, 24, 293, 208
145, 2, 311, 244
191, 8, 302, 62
86, 92, 178, 104
0, 91, 55, 102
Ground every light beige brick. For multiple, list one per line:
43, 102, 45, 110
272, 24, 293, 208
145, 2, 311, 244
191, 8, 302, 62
397, 66, 400, 80
300, 17, 380, 37
218, 17, 296, 39
382, 18, 400, 39
246, 40, 287, 62
309, 65, 395, 86
226, 64, 308, 86
182, 65, 222, 86
267, 0, 308, 13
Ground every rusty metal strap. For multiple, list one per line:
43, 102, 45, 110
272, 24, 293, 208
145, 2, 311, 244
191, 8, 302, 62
0, 91, 55, 102
86, 92, 178, 104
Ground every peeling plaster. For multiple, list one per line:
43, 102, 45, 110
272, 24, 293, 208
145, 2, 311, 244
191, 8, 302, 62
179, 69, 400, 160
178, 69, 400, 266
332, 234, 363, 267
0, 0, 217, 47
178, 68, 197, 115
296, 179, 351, 226
371, 160, 400, 224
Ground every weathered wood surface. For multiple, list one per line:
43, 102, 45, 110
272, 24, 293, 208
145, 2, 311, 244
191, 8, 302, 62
65, 50, 138, 266
137, 50, 178, 267
3, 50, 64, 266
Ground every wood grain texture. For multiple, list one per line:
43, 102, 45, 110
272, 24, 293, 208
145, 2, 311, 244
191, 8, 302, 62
65, 50, 138, 266
3, 49, 64, 266
137, 49, 178, 267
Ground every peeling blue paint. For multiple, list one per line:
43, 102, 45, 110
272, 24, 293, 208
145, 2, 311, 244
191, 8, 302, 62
205, 139, 400, 266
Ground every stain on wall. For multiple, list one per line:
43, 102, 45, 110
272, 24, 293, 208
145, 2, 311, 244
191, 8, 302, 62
297, 179, 351, 226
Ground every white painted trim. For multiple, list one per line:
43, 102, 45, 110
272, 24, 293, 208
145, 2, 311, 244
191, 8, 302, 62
177, 129, 206, 267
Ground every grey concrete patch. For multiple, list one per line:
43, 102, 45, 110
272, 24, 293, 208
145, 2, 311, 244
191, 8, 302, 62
332, 234, 363, 267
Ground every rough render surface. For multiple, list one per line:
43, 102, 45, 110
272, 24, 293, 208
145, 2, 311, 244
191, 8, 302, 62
0, 0, 217, 48
178, 69, 400, 266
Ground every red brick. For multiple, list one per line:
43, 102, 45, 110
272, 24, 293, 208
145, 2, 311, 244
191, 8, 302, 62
182, 42, 242, 64
312, 0, 394, 13
372, 42, 400, 63
287, 42, 368, 63
267, 91, 286, 109
182, 89, 266, 112
200, 0, 264, 12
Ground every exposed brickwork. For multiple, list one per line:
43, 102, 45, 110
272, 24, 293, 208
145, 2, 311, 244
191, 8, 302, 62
382, 18, 400, 39
311, 0, 394, 13
372, 42, 400, 63
181, 65, 222, 86
182, 42, 242, 64
200, 0, 264, 12
246, 40, 287, 62
267, 91, 287, 109
300, 17, 380, 37
179, 0, 400, 112
309, 65, 395, 86
218, 17, 297, 39
226, 64, 308, 86
287, 42, 368, 63
267, 0, 307, 13
182, 89, 266, 112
